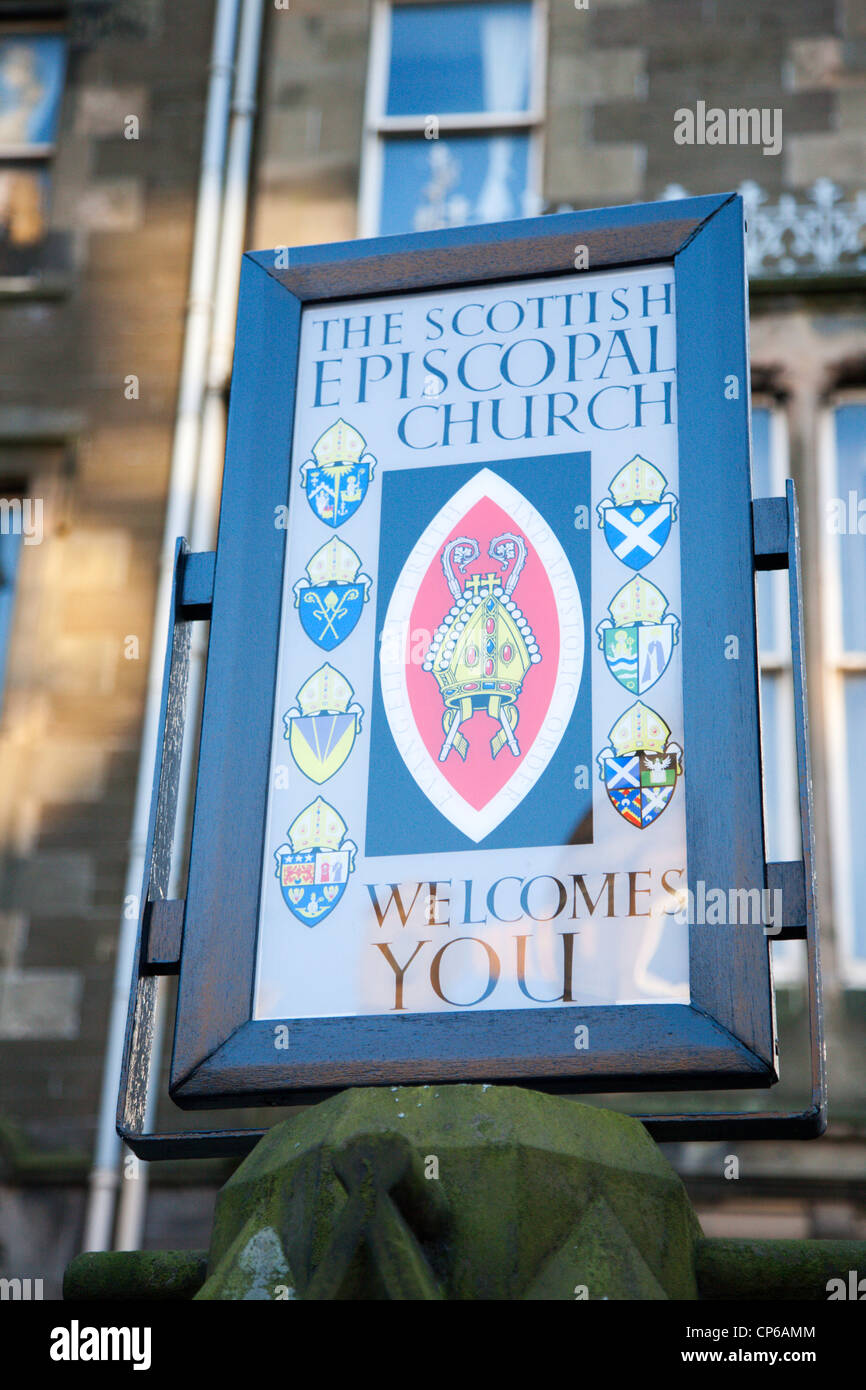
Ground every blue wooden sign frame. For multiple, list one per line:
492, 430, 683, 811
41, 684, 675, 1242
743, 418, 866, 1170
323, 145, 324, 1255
117, 193, 824, 1155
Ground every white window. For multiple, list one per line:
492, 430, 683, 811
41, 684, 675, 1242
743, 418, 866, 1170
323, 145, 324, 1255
821, 397, 866, 985
752, 402, 802, 983
360, 0, 546, 238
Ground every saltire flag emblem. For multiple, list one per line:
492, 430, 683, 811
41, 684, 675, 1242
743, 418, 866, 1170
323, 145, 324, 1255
293, 537, 372, 651
274, 796, 357, 925
299, 418, 375, 528
284, 663, 363, 783
379, 468, 584, 843
597, 700, 683, 828
596, 576, 680, 694
597, 455, 678, 570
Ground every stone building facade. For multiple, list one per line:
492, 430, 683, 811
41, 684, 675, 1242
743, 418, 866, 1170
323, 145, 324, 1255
1, 0, 865, 1296
0, 0, 218, 1293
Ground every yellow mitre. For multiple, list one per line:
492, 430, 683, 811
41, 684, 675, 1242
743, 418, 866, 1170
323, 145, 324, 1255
311, 419, 367, 468
609, 456, 668, 507
305, 537, 362, 586
295, 663, 355, 717
608, 576, 667, 627
610, 701, 671, 757
288, 797, 347, 853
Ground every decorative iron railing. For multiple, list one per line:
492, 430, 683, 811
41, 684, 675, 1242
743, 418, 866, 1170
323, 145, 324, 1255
661, 179, 866, 279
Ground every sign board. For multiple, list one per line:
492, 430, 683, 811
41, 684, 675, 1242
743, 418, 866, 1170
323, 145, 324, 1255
256, 262, 689, 1023
155, 195, 803, 1112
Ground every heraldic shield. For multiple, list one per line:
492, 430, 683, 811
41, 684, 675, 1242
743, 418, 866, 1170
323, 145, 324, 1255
299, 418, 376, 528
596, 576, 680, 695
293, 537, 372, 651
597, 455, 679, 571
283, 663, 363, 784
597, 700, 683, 828
379, 467, 584, 843
274, 797, 357, 925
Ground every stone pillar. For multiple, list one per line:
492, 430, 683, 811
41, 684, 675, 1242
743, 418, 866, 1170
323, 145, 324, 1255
194, 1085, 701, 1300
63, 1085, 866, 1301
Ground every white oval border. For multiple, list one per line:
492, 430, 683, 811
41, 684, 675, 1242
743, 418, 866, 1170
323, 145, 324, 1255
379, 468, 585, 843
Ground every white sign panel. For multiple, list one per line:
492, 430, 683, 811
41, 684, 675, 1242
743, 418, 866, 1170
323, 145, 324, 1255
254, 263, 689, 1019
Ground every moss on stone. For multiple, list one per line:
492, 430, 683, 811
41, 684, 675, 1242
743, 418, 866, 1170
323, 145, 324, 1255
63, 1089, 866, 1301
63, 1250, 208, 1301
198, 1084, 702, 1300
697, 1237, 866, 1301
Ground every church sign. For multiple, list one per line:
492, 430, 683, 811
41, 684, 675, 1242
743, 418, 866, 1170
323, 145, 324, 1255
257, 264, 688, 1020
121, 194, 821, 1135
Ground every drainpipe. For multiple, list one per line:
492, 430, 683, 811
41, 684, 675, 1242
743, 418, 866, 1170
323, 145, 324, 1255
82, 0, 241, 1254
111, 0, 266, 1254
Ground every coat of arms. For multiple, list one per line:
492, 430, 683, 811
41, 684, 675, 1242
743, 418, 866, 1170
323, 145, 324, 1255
299, 419, 375, 527
379, 467, 585, 843
597, 456, 678, 570
596, 576, 680, 695
422, 531, 542, 762
293, 537, 372, 651
597, 700, 683, 828
274, 797, 357, 925
284, 663, 363, 784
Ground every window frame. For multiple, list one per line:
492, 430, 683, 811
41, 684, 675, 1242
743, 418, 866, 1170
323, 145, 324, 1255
0, 15, 69, 278
358, 0, 548, 239
0, 21, 67, 160
820, 392, 866, 986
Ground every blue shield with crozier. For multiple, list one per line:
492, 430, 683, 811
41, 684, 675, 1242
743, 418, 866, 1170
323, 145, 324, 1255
297, 581, 367, 651
294, 538, 372, 651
